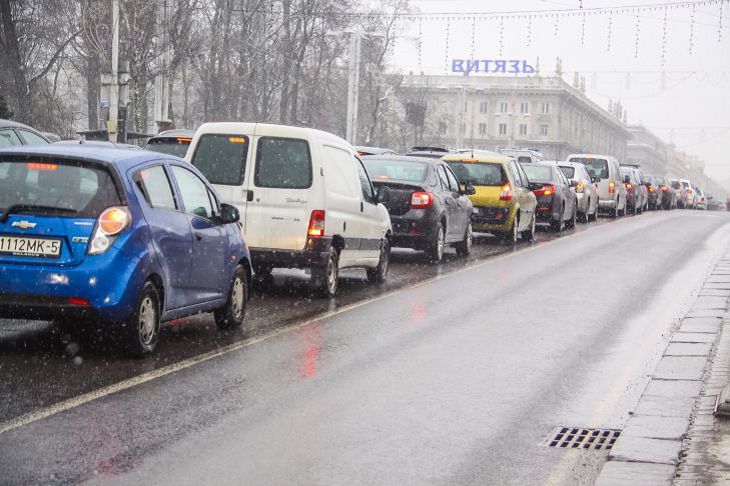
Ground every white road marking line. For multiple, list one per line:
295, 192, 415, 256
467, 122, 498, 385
0, 221, 599, 435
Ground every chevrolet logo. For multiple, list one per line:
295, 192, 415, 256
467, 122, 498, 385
11, 221, 37, 229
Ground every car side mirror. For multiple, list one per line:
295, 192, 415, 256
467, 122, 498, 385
219, 203, 240, 224
463, 184, 476, 196
623, 175, 630, 184
592, 177, 601, 183
376, 186, 390, 203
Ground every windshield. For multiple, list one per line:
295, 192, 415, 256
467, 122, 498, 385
145, 137, 191, 158
190, 134, 249, 185
445, 161, 506, 186
671, 180, 682, 189
558, 166, 575, 179
571, 158, 609, 179
362, 158, 428, 182
0, 159, 122, 218
521, 164, 554, 184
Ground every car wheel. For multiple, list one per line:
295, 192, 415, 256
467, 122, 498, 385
312, 247, 339, 297
215, 264, 248, 330
253, 266, 274, 291
123, 281, 160, 356
550, 209, 563, 233
426, 222, 446, 262
455, 222, 473, 256
367, 238, 390, 282
521, 214, 536, 242
503, 215, 519, 244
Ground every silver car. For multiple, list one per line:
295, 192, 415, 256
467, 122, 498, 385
680, 179, 696, 208
556, 161, 599, 222
620, 166, 648, 214
567, 154, 627, 218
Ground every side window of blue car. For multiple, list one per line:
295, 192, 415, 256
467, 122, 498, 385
171, 165, 216, 220
134, 165, 177, 210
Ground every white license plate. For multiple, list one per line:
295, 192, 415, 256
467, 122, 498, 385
0, 235, 62, 257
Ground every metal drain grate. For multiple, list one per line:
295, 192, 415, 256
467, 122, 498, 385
545, 427, 621, 450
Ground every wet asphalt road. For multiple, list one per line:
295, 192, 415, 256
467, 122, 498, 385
2, 210, 730, 485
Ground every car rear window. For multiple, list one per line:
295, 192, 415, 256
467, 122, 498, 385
571, 158, 609, 179
145, 137, 190, 158
558, 166, 575, 178
362, 158, 428, 182
190, 134, 248, 185
521, 164, 554, 184
254, 137, 312, 189
671, 180, 681, 189
682, 181, 690, 188
445, 161, 507, 186
0, 159, 122, 218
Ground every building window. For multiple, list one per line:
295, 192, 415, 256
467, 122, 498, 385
540, 102, 550, 115
479, 101, 488, 113
498, 123, 508, 136
519, 124, 528, 136
478, 123, 487, 135
438, 122, 447, 134
520, 102, 529, 114
539, 124, 548, 136
499, 101, 508, 113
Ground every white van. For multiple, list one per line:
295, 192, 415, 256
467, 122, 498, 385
500, 148, 544, 164
566, 154, 627, 218
186, 122, 392, 296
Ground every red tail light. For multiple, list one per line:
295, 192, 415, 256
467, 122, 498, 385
500, 183, 513, 201
575, 182, 585, 193
648, 186, 654, 193
532, 184, 554, 197
625, 183, 633, 190
660, 186, 668, 192
411, 192, 434, 208
307, 210, 325, 237
608, 181, 616, 194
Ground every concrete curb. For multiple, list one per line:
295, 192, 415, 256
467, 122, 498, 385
595, 257, 730, 486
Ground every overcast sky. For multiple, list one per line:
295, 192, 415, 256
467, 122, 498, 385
387, 0, 730, 183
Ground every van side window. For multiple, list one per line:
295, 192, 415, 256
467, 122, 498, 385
355, 158, 376, 204
134, 165, 177, 210
190, 134, 248, 185
255, 137, 312, 189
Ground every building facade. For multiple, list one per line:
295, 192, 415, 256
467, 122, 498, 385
625, 125, 669, 175
398, 74, 629, 161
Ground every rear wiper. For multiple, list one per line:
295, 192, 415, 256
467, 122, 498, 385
0, 204, 79, 223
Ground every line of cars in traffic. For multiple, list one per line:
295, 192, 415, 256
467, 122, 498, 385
0, 118, 720, 355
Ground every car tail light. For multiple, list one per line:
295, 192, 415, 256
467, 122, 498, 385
608, 181, 616, 194
411, 192, 434, 208
648, 186, 654, 193
533, 184, 554, 197
661, 186, 668, 192
307, 210, 326, 237
499, 183, 513, 201
68, 297, 90, 307
625, 183, 633, 190
686, 188, 693, 194
89, 207, 131, 255
575, 182, 585, 193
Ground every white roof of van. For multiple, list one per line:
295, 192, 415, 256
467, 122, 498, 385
194, 122, 351, 147
566, 153, 616, 161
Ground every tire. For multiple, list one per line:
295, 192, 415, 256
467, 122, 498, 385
521, 214, 536, 241
253, 266, 274, 291
550, 208, 563, 233
215, 264, 248, 330
367, 238, 390, 282
312, 247, 339, 297
566, 205, 577, 229
122, 281, 160, 357
455, 222, 473, 256
502, 214, 519, 244
426, 222, 446, 262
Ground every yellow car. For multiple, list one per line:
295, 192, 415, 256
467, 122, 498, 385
443, 151, 537, 243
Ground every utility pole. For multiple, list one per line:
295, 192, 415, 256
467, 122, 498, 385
346, 31, 362, 144
108, 0, 120, 142
153, 0, 170, 132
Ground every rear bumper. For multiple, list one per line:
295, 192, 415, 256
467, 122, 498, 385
389, 210, 441, 249
0, 246, 149, 322
471, 205, 513, 232
250, 237, 332, 270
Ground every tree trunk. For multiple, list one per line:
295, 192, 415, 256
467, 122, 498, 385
86, 52, 100, 130
0, 0, 31, 123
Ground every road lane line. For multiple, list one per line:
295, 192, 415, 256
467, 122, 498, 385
0, 216, 649, 436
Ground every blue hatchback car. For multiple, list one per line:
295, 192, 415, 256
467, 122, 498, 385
0, 145, 252, 355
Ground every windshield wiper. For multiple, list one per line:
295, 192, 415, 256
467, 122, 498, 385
0, 204, 79, 223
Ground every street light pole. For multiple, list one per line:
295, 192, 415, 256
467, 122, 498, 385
108, 0, 119, 142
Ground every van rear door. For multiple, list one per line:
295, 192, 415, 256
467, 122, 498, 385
243, 131, 314, 251
570, 157, 612, 202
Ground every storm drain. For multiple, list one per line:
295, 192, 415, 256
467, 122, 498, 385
545, 427, 621, 450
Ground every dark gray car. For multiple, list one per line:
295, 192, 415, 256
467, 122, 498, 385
0, 119, 50, 148
521, 162, 578, 232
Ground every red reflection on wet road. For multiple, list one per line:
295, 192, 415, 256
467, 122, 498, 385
299, 324, 322, 379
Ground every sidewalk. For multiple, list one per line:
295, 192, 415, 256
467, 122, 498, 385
596, 254, 730, 485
